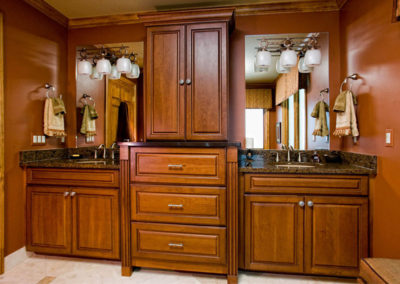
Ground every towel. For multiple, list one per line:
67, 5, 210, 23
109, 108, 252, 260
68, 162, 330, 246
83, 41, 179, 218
116, 102, 131, 142
88, 105, 98, 119
311, 101, 329, 137
80, 105, 96, 137
333, 90, 359, 137
44, 98, 66, 137
51, 97, 66, 115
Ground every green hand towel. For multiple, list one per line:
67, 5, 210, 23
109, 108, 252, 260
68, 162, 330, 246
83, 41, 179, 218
51, 98, 66, 115
88, 105, 98, 120
311, 101, 329, 137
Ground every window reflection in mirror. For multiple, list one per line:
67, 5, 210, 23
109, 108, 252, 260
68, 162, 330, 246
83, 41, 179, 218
245, 33, 329, 150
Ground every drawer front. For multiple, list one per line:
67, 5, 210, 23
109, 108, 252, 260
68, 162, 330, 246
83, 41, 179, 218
245, 174, 368, 195
131, 184, 226, 225
130, 148, 226, 185
131, 222, 226, 265
27, 168, 119, 188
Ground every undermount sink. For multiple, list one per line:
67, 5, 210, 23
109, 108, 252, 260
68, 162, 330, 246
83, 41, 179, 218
275, 164, 316, 168
75, 160, 107, 164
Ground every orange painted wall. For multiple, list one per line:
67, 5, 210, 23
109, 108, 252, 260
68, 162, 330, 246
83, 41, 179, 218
340, 0, 400, 257
0, 0, 67, 255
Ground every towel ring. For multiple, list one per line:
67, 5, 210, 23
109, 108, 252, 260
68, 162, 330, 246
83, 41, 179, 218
340, 73, 358, 93
80, 94, 96, 107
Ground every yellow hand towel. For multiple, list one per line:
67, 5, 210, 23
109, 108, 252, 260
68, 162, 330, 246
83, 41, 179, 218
311, 101, 329, 137
80, 105, 96, 137
44, 98, 66, 137
333, 90, 359, 137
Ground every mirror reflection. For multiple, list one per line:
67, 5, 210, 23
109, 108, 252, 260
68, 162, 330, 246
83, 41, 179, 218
245, 33, 329, 150
76, 42, 144, 147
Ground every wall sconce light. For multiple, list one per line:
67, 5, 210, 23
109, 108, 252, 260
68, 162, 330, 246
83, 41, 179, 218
126, 53, 140, 79
276, 58, 290, 74
298, 57, 314, 73
96, 48, 112, 75
255, 39, 272, 70
280, 38, 297, 68
305, 37, 321, 67
77, 49, 92, 75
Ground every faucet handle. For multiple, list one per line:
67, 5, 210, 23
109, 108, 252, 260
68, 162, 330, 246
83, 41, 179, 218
298, 152, 302, 163
276, 152, 280, 163
281, 144, 287, 150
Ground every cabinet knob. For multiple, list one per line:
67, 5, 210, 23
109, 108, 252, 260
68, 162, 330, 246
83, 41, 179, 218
186, 79, 192, 85
64, 192, 69, 197
179, 79, 185, 85
298, 201, 305, 207
70, 192, 76, 197
307, 200, 314, 207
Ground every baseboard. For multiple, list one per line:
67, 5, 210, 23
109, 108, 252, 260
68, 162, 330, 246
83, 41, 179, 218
4, 247, 33, 272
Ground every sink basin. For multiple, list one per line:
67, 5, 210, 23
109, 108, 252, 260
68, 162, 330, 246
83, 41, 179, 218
275, 164, 316, 168
75, 160, 107, 165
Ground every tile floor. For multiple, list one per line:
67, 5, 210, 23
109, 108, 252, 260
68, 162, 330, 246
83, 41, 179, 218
0, 254, 357, 284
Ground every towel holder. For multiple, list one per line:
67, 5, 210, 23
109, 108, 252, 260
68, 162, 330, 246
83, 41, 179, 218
80, 93, 95, 107
340, 73, 359, 93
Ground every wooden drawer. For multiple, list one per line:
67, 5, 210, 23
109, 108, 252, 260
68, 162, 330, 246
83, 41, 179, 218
131, 184, 226, 225
130, 148, 226, 185
27, 168, 119, 188
131, 222, 226, 265
245, 174, 368, 196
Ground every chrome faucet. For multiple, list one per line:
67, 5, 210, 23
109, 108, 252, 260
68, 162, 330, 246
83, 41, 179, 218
111, 142, 118, 160
282, 144, 294, 162
97, 144, 106, 159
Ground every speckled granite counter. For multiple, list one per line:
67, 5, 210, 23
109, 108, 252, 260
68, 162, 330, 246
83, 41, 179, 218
21, 159, 120, 170
239, 149, 377, 176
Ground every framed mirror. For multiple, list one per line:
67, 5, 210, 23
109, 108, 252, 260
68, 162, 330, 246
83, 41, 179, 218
245, 32, 329, 150
75, 41, 144, 147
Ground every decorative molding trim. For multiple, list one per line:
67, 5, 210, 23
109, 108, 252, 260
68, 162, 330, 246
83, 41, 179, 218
4, 247, 34, 272
23, 0, 68, 27
67, 1, 342, 29
336, 0, 349, 9
0, 12, 3, 274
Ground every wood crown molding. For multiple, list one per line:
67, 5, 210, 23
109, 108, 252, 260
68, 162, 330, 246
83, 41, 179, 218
23, 0, 68, 27
68, 0, 342, 29
336, 0, 349, 9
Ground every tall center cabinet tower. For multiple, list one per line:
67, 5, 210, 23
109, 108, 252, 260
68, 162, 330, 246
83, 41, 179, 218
119, 8, 239, 283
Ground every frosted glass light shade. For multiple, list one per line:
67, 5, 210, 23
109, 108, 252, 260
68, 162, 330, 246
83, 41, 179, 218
90, 65, 103, 80
276, 57, 290, 74
298, 57, 314, 73
280, 49, 297, 68
77, 59, 92, 75
116, 56, 131, 73
109, 65, 121, 80
255, 50, 272, 68
96, 58, 111, 74
304, 48, 321, 67
126, 63, 140, 79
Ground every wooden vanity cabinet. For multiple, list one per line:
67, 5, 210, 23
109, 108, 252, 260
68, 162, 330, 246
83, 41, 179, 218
26, 168, 120, 260
145, 21, 229, 141
241, 174, 369, 277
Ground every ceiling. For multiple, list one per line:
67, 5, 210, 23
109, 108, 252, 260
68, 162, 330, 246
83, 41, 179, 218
44, 0, 330, 19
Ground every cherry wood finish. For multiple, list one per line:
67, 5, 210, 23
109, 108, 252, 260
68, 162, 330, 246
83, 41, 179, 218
72, 187, 120, 259
304, 196, 368, 277
27, 186, 71, 254
132, 222, 226, 265
245, 195, 304, 273
146, 25, 186, 140
240, 173, 369, 278
245, 174, 368, 196
185, 22, 227, 140
131, 184, 226, 225
130, 147, 226, 185
26, 169, 120, 260
27, 168, 119, 188
120, 159, 132, 276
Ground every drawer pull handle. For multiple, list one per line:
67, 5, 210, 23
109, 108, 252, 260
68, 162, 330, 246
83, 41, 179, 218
307, 200, 314, 207
298, 201, 305, 207
64, 192, 69, 197
168, 243, 184, 248
70, 192, 76, 197
168, 204, 183, 209
168, 164, 183, 170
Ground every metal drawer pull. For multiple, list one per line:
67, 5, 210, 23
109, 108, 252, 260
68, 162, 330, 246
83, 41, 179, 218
64, 192, 69, 197
70, 192, 76, 197
307, 200, 314, 207
168, 204, 183, 208
168, 164, 183, 170
298, 201, 305, 207
168, 243, 184, 248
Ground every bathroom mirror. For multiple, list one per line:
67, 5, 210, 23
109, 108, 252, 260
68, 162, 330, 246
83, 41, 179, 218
245, 33, 329, 150
75, 41, 144, 147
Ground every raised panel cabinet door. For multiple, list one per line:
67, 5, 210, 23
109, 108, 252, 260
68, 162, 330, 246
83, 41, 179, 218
146, 25, 186, 140
186, 22, 228, 140
71, 187, 120, 259
27, 186, 71, 254
245, 195, 304, 273
304, 196, 368, 277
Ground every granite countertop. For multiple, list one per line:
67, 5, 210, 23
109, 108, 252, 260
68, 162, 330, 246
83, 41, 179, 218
21, 159, 120, 170
239, 161, 375, 175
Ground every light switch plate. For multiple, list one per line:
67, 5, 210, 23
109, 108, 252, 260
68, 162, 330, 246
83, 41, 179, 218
385, 129, 393, 147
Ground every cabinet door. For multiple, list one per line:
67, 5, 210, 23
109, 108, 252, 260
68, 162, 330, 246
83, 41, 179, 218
186, 22, 228, 140
146, 25, 186, 140
304, 196, 368, 277
245, 195, 304, 273
27, 186, 71, 254
71, 187, 120, 259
